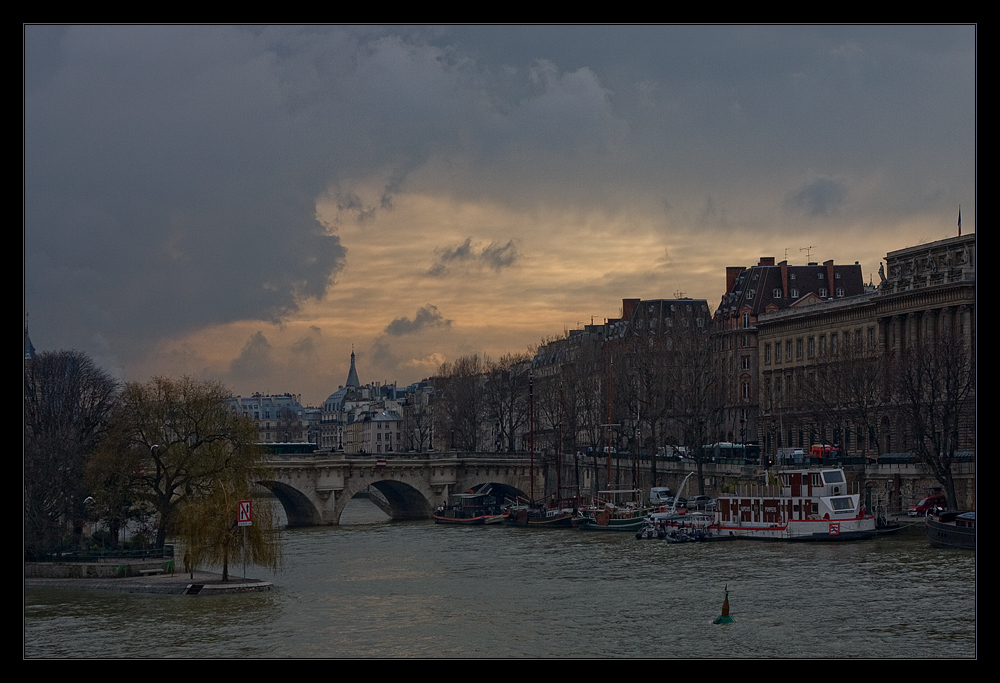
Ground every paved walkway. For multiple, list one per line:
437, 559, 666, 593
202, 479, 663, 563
25, 569, 273, 595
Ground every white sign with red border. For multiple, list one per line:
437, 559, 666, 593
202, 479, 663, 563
238, 500, 252, 526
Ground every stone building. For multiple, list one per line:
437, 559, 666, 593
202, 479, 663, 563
712, 257, 867, 448
754, 232, 975, 460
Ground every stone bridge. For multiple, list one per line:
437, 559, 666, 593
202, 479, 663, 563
261, 453, 544, 525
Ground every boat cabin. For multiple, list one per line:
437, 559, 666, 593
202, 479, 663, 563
716, 468, 862, 526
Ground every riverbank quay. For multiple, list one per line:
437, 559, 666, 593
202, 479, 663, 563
25, 569, 272, 595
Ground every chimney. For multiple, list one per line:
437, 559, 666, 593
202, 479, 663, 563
824, 259, 834, 293
780, 260, 788, 299
622, 298, 640, 321
726, 267, 744, 294
758, 257, 775, 267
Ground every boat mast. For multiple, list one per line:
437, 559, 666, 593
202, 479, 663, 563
529, 369, 534, 502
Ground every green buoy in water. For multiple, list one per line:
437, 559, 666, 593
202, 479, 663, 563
713, 584, 734, 624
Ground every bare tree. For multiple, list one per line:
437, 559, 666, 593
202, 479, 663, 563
670, 324, 724, 495
24, 351, 118, 557
432, 354, 486, 452
484, 352, 532, 452
893, 329, 975, 509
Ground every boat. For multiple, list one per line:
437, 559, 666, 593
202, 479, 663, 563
433, 485, 506, 525
636, 511, 720, 542
502, 372, 577, 529
714, 467, 875, 541
505, 501, 576, 528
577, 489, 653, 532
926, 510, 975, 550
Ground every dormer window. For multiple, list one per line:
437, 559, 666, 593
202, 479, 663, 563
819, 287, 828, 297
773, 288, 782, 298
817, 272, 824, 280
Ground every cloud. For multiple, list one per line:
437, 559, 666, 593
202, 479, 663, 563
227, 331, 276, 385
427, 238, 521, 276
786, 178, 848, 217
384, 304, 452, 336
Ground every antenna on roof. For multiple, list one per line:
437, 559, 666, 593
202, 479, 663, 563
800, 246, 816, 262
673, 290, 686, 298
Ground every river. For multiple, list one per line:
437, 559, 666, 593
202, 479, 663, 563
24, 499, 975, 658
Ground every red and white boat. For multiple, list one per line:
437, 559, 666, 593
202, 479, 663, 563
714, 468, 875, 541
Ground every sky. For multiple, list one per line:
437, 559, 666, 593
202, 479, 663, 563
24, 25, 976, 406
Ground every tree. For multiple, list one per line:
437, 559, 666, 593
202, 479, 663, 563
24, 351, 118, 557
893, 329, 975, 509
670, 324, 724, 495
484, 353, 532, 452
101, 376, 272, 550
432, 354, 486, 452
179, 476, 280, 582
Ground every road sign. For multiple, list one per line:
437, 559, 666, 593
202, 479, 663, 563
238, 500, 252, 526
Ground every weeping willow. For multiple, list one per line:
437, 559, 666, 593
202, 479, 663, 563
179, 476, 281, 582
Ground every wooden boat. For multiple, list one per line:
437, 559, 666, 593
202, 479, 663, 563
433, 485, 506, 525
505, 503, 576, 528
577, 489, 653, 532
714, 467, 875, 541
926, 510, 975, 550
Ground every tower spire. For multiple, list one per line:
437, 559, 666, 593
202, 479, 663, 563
346, 346, 360, 388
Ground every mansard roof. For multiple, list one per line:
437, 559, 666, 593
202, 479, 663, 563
716, 259, 866, 321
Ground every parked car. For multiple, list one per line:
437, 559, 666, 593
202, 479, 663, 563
908, 494, 947, 517
686, 495, 716, 511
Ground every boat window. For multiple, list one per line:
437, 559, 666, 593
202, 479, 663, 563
822, 471, 845, 484
829, 497, 854, 511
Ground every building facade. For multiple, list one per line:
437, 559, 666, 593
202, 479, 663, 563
712, 257, 868, 447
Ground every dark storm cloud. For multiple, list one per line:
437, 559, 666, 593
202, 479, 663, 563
384, 305, 451, 336
427, 239, 521, 277
24, 25, 974, 377
787, 178, 848, 217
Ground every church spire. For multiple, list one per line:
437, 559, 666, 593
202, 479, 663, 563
24, 313, 36, 361
346, 346, 360, 388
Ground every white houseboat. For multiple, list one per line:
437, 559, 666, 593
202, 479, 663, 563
715, 468, 875, 541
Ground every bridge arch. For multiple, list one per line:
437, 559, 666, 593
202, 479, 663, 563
363, 480, 433, 521
259, 480, 322, 527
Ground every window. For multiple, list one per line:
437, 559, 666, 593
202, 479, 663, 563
796, 339, 803, 360
868, 327, 875, 347
835, 287, 844, 297
790, 273, 797, 280
819, 335, 827, 356
831, 332, 838, 355
747, 289, 755, 300
817, 272, 824, 280
765, 344, 772, 364
773, 288, 782, 298
785, 340, 792, 360
790, 288, 799, 298
742, 355, 751, 370
819, 287, 828, 297
835, 272, 841, 279
742, 312, 750, 328
808, 337, 815, 358
775, 342, 782, 363
742, 381, 750, 399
